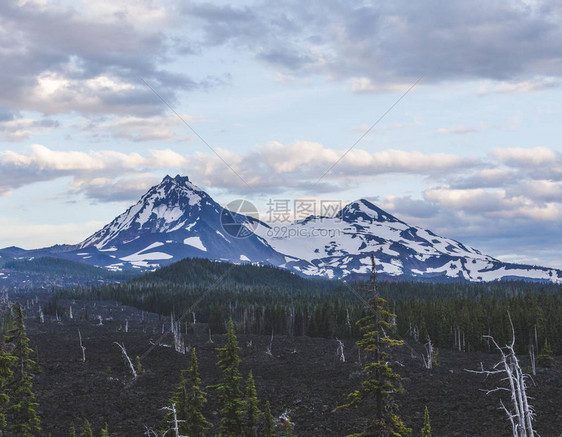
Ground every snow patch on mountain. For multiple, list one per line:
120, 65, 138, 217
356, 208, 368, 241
184, 236, 207, 252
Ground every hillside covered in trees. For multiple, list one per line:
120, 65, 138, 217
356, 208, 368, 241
52, 257, 562, 356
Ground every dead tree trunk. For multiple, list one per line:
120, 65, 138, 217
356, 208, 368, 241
114, 342, 137, 380
78, 329, 86, 362
466, 316, 536, 437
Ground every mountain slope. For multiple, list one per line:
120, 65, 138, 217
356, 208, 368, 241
76, 175, 287, 270
254, 199, 562, 283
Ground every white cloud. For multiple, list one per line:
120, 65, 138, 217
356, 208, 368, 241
424, 187, 508, 213
1, 144, 562, 231
0, 142, 477, 198
478, 77, 562, 95
21, 72, 152, 116
256, 141, 473, 176
81, 114, 199, 142
68, 174, 161, 202
492, 146, 558, 167
2, 144, 145, 171
349, 77, 412, 94
0, 117, 58, 141
434, 125, 478, 135
513, 180, 562, 202
424, 186, 562, 222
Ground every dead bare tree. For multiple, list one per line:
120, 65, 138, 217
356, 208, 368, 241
143, 426, 159, 436
265, 329, 274, 356
422, 335, 436, 369
335, 338, 346, 363
78, 329, 86, 362
528, 344, 536, 376
170, 313, 186, 354
467, 317, 536, 437
161, 403, 186, 437
114, 342, 137, 380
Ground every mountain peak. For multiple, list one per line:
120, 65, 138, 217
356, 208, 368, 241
150, 174, 202, 201
162, 174, 190, 184
79, 175, 208, 249
338, 199, 404, 224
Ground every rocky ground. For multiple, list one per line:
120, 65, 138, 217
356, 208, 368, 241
20, 297, 562, 436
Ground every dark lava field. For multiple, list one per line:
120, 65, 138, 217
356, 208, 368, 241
19, 298, 562, 436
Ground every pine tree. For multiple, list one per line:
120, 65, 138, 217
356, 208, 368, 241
338, 256, 410, 437
244, 370, 261, 437
287, 422, 294, 437
166, 348, 211, 437
538, 338, 554, 368
283, 414, 294, 437
135, 356, 144, 375
79, 418, 93, 437
7, 304, 41, 436
100, 423, 110, 437
421, 406, 431, 437
263, 401, 275, 437
216, 318, 245, 436
0, 337, 15, 436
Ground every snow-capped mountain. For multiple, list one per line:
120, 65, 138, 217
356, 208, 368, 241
75, 175, 286, 270
0, 175, 287, 272
1, 175, 561, 283
254, 199, 562, 282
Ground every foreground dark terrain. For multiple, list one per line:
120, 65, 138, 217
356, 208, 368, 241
19, 297, 561, 437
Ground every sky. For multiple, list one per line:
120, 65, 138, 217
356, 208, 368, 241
1, 0, 562, 269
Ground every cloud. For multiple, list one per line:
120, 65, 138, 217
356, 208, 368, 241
0, 0, 201, 116
381, 195, 439, 219
434, 126, 478, 135
492, 146, 558, 167
80, 114, 200, 142
382, 190, 562, 269
2, 144, 145, 171
448, 168, 519, 189
349, 78, 416, 94
0, 142, 477, 198
512, 180, 562, 203
424, 187, 509, 214
255, 141, 475, 177
68, 174, 161, 203
0, 144, 190, 196
423, 185, 562, 221
185, 1, 562, 89
0, 116, 59, 141
478, 77, 562, 95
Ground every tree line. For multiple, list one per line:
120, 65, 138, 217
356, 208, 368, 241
50, 257, 562, 355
